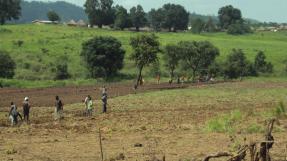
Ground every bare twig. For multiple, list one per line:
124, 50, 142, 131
99, 128, 104, 161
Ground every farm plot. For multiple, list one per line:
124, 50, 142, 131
0, 81, 287, 161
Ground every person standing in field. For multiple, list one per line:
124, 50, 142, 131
87, 95, 94, 116
84, 95, 89, 115
23, 97, 31, 123
101, 86, 108, 113
156, 74, 160, 84
9, 102, 22, 126
55, 96, 64, 120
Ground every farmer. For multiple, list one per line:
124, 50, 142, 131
55, 96, 64, 120
9, 102, 22, 126
101, 86, 108, 113
87, 95, 94, 116
84, 95, 89, 115
156, 74, 160, 84
23, 97, 31, 123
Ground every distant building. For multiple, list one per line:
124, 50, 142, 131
32, 20, 59, 24
77, 20, 87, 27
67, 19, 77, 26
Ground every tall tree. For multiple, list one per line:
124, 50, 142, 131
81, 36, 125, 79
84, 0, 114, 28
191, 18, 205, 34
114, 5, 129, 30
163, 44, 181, 82
130, 34, 161, 88
0, 51, 16, 78
204, 17, 217, 32
179, 41, 220, 81
0, 0, 21, 25
47, 11, 61, 22
162, 3, 189, 32
218, 5, 242, 29
130, 5, 147, 31
148, 8, 164, 31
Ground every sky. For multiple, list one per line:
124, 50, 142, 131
26, 0, 287, 23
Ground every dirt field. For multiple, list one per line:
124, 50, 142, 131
0, 81, 287, 161
0, 82, 188, 108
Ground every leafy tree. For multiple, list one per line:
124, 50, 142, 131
55, 63, 70, 80
47, 11, 60, 22
254, 51, 273, 73
179, 41, 220, 81
130, 5, 147, 31
163, 44, 181, 82
114, 5, 129, 30
227, 20, 252, 35
218, 5, 242, 29
84, 0, 115, 28
0, 0, 21, 25
81, 36, 125, 78
0, 51, 16, 78
191, 18, 205, 34
148, 8, 164, 31
162, 3, 189, 32
130, 34, 161, 87
223, 49, 255, 79
204, 17, 217, 32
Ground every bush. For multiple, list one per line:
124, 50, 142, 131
254, 51, 273, 74
55, 63, 71, 80
81, 36, 125, 79
273, 101, 286, 118
0, 51, 16, 78
227, 21, 252, 35
224, 49, 256, 79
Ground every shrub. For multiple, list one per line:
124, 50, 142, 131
227, 21, 252, 35
254, 51, 273, 74
273, 101, 286, 118
55, 63, 71, 80
0, 51, 16, 78
81, 36, 125, 79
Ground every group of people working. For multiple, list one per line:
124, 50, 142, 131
8, 87, 108, 126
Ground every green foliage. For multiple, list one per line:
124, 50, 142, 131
130, 5, 147, 31
148, 8, 164, 31
227, 20, 252, 35
254, 51, 273, 74
224, 49, 256, 79
161, 3, 189, 32
179, 41, 220, 81
84, 0, 114, 28
273, 101, 286, 118
204, 17, 217, 32
149, 61, 161, 77
218, 5, 242, 30
55, 63, 71, 80
246, 123, 264, 134
81, 36, 125, 78
47, 11, 61, 22
205, 110, 242, 133
163, 44, 181, 81
0, 51, 16, 78
130, 34, 161, 86
114, 5, 130, 30
191, 18, 205, 34
0, 0, 21, 25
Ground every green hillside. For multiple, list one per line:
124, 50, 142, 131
0, 24, 287, 82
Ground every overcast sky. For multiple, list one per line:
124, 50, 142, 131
26, 0, 287, 23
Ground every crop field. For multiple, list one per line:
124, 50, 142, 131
1, 24, 287, 84
0, 80, 286, 161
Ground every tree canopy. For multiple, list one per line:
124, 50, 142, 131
84, 0, 114, 28
0, 0, 21, 25
163, 44, 181, 82
130, 34, 161, 87
47, 11, 60, 22
130, 5, 147, 31
81, 36, 125, 78
0, 51, 16, 78
114, 5, 130, 30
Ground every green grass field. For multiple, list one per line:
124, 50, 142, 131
1, 24, 287, 87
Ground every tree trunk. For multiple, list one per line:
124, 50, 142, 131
0, 18, 5, 25
135, 66, 143, 89
136, 26, 139, 32
170, 69, 174, 83
192, 69, 197, 82
98, 24, 103, 28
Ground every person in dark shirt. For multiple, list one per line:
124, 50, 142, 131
101, 87, 108, 113
9, 102, 22, 126
55, 96, 64, 120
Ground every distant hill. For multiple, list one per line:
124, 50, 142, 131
11, 1, 87, 24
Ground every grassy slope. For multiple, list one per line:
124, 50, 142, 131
0, 24, 287, 83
